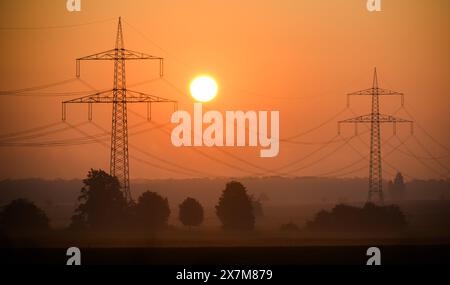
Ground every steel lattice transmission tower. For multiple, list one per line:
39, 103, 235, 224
62, 17, 177, 202
338, 68, 413, 204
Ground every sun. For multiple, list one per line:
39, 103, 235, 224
190, 75, 218, 102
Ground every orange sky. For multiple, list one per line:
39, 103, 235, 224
0, 0, 449, 181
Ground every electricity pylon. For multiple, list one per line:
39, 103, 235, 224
62, 17, 177, 202
338, 68, 413, 204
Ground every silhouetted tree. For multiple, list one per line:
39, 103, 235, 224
135, 191, 170, 230
0, 199, 49, 234
70, 169, 128, 231
216, 181, 255, 230
179, 197, 204, 228
388, 172, 406, 202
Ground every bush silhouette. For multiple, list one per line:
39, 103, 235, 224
70, 169, 128, 231
0, 198, 49, 234
216, 181, 255, 230
179, 197, 204, 228
306, 202, 407, 232
134, 191, 170, 230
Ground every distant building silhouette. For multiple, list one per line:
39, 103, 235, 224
388, 172, 406, 203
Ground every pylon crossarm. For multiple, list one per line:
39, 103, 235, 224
338, 113, 412, 124
346, 87, 404, 107
76, 49, 164, 77
121, 49, 163, 60
126, 90, 177, 121
77, 49, 117, 61
377, 114, 412, 123
126, 90, 177, 103
63, 89, 114, 104
338, 114, 413, 135
347, 87, 403, 96
77, 49, 163, 61
62, 90, 177, 104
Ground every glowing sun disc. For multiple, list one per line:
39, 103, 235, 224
190, 76, 218, 102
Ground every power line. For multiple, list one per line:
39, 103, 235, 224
127, 108, 265, 175
269, 134, 341, 173
0, 78, 77, 95
403, 104, 450, 154
349, 134, 412, 179
154, 78, 373, 176
345, 107, 438, 179
0, 91, 107, 97
213, 146, 287, 176
134, 104, 364, 177
161, 76, 353, 144
0, 121, 158, 146
89, 121, 213, 177
66, 121, 201, 178
313, 134, 406, 178
329, 165, 368, 178
131, 79, 376, 177
0, 18, 115, 31
150, 112, 356, 177
392, 138, 449, 179
281, 136, 349, 145
0, 122, 62, 139
0, 121, 89, 143
150, 120, 264, 176
385, 137, 450, 160
317, 158, 367, 178
354, 134, 421, 180
282, 135, 359, 175
122, 19, 193, 71
123, 18, 370, 107
0, 77, 161, 98
283, 108, 349, 140
411, 135, 450, 173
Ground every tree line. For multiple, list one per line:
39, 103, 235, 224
0, 169, 408, 236
0, 169, 258, 235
